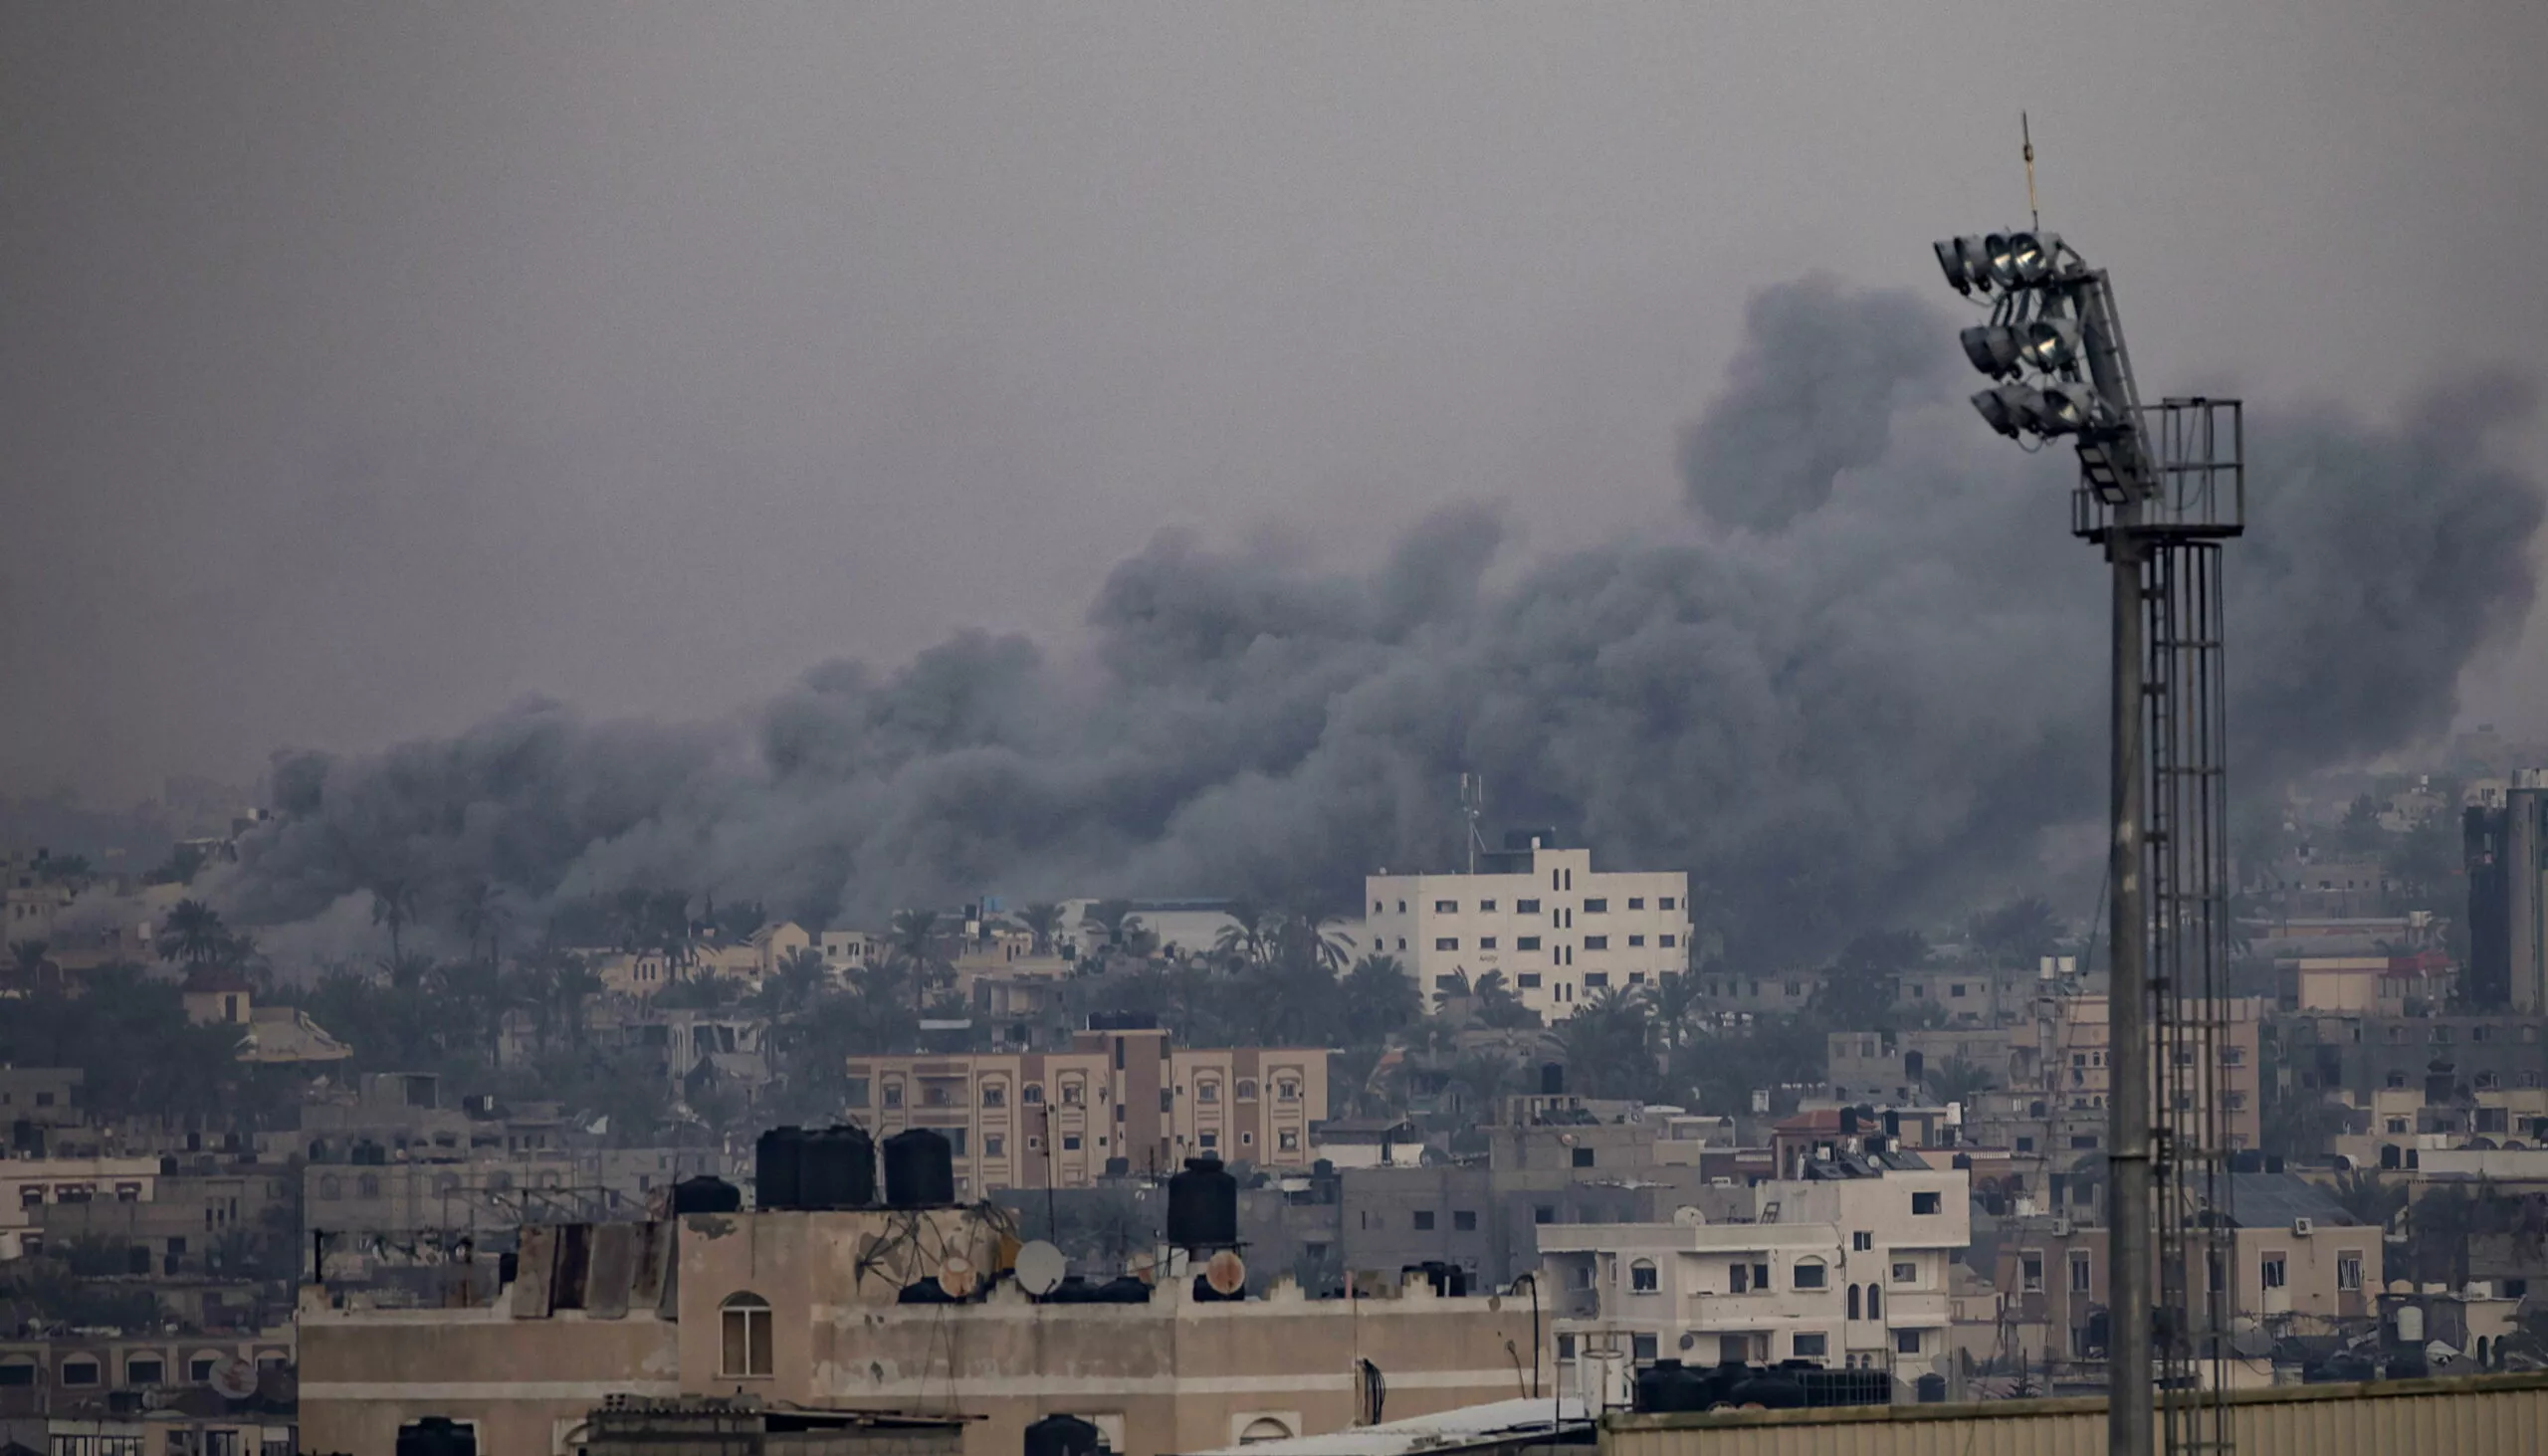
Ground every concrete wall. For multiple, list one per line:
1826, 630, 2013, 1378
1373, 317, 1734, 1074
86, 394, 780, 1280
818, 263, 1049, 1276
297, 1305, 680, 1456
1599, 1371, 2548, 1456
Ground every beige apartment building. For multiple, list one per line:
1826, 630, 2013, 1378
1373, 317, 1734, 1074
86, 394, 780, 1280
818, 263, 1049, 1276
2007, 994, 2264, 1156
299, 1204, 1545, 1456
842, 1023, 1326, 1195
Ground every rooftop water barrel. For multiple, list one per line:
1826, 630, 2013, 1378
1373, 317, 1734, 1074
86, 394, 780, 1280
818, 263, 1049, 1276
884, 1128, 956, 1208
1024, 1414, 1108, 1456
1167, 1154, 1238, 1249
671, 1175, 743, 1215
800, 1124, 877, 1209
755, 1126, 805, 1209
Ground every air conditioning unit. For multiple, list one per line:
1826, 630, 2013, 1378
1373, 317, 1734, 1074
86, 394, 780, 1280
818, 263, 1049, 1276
2291, 1217, 2314, 1237
2050, 1216, 2073, 1237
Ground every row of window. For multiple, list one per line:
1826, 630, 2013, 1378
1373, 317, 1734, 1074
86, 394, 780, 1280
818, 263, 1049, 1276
850, 1076, 1301, 1110
1426, 934, 1677, 953
1380, 895, 1682, 916
0, 1352, 273, 1387
12, 1181, 145, 1206
1557, 1329, 1924, 1364
2020, 1249, 2367, 1294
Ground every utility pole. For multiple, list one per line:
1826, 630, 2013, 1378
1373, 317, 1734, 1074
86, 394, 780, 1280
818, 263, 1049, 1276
2107, 504, 2155, 1456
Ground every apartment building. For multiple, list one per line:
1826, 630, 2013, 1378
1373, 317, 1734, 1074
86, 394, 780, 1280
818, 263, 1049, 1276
1539, 1153, 1970, 1389
1986, 1173, 2380, 1369
300, 1204, 1545, 1456
843, 1020, 1327, 1195
1, 1153, 162, 1260
1366, 833, 1690, 1022
2005, 994, 2264, 1159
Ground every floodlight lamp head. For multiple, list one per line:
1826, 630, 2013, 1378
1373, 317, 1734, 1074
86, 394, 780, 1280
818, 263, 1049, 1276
2019, 317, 2082, 373
1970, 384, 2033, 439
1933, 240, 1971, 296
2032, 384, 2113, 436
1959, 325, 2023, 379
1984, 233, 2024, 289
1953, 236, 1995, 294
2006, 231, 2063, 285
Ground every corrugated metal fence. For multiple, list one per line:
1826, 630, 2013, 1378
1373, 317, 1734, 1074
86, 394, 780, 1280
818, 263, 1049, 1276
1601, 1372, 2548, 1456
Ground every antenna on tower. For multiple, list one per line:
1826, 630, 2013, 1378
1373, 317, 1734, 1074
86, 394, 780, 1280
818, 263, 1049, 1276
1458, 773, 1487, 876
2021, 111, 2040, 231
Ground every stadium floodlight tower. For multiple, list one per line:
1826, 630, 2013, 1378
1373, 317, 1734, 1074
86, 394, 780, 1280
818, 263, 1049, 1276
1933, 230, 2243, 1456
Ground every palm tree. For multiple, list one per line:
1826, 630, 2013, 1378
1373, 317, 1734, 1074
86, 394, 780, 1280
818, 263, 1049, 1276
1563, 988, 1656, 1099
157, 900, 230, 966
889, 909, 951, 1021
1642, 971, 1706, 1056
448, 878, 512, 965
1471, 969, 1538, 1030
1274, 907, 1356, 973
1014, 903, 1064, 955
760, 945, 830, 1016
1083, 900, 1138, 959
1923, 1054, 2000, 1109
1340, 954, 1421, 1042
1212, 901, 1274, 967
368, 880, 419, 970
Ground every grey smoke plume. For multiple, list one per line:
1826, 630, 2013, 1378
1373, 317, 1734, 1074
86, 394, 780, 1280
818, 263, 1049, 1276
217, 279, 2544, 963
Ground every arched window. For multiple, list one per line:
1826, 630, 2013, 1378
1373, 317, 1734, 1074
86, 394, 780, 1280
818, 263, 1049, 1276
1236, 1079, 1259, 1102
722, 1292, 773, 1377
0, 1355, 36, 1388
1792, 1259, 1826, 1291
1239, 1418, 1294, 1445
1629, 1259, 1658, 1293
1866, 1283, 1881, 1320
1846, 1284, 1861, 1320
1021, 1083, 1045, 1105
318, 1175, 341, 1200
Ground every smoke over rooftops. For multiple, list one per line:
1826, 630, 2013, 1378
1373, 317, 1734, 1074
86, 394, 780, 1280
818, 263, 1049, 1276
215, 279, 2544, 965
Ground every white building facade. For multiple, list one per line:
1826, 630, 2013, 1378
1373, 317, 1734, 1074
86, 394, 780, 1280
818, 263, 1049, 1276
1538, 1159, 1970, 1398
1366, 840, 1690, 1021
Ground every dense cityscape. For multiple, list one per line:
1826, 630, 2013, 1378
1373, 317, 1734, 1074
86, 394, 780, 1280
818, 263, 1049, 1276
8, 9, 2548, 1456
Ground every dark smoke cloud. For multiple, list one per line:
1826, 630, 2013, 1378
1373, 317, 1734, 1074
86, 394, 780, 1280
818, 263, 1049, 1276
216, 280, 2545, 963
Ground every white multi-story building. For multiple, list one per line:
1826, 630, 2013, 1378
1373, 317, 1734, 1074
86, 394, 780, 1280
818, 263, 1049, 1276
1365, 835, 1690, 1021
1538, 1152, 1970, 1397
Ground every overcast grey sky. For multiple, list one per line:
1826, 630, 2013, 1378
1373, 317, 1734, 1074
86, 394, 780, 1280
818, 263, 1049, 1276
7, 3, 2545, 803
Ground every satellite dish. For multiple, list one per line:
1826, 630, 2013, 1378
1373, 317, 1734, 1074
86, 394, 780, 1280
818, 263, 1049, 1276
937, 1253, 977, 1300
1203, 1249, 1248, 1298
1671, 1205, 1705, 1227
1015, 1240, 1066, 1297
209, 1356, 259, 1400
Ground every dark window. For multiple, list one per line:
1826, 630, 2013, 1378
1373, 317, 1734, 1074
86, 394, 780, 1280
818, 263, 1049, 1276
1517, 899, 1542, 915
1534, 1205, 1556, 1225
1516, 972, 1542, 988
1630, 1259, 1658, 1292
62, 1357, 101, 1386
1434, 901, 1458, 914
1412, 1210, 1436, 1230
0, 1362, 32, 1386
1571, 1147, 1594, 1168
1658, 897, 1676, 911
1794, 1262, 1826, 1290
1517, 936, 1542, 951
127, 1356, 164, 1385
1584, 936, 1609, 950
1631, 1333, 1658, 1362
1584, 971, 1609, 988
1792, 1333, 1827, 1358
1583, 899, 1608, 914
1453, 1210, 1477, 1231
1659, 935, 1676, 948
1912, 1191, 1943, 1215
1627, 898, 1645, 910
1434, 937, 1459, 951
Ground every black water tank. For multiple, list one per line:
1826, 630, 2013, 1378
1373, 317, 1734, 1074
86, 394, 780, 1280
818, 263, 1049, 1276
395, 1418, 479, 1456
1024, 1413, 1108, 1456
1634, 1359, 1714, 1413
801, 1125, 878, 1209
1167, 1155, 1238, 1248
884, 1128, 956, 1207
1728, 1368, 1807, 1409
671, 1175, 743, 1215
756, 1126, 806, 1209
1916, 1372, 1948, 1403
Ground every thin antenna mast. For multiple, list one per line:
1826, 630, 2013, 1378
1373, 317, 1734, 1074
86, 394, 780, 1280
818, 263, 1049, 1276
2022, 111, 2040, 231
1459, 774, 1486, 876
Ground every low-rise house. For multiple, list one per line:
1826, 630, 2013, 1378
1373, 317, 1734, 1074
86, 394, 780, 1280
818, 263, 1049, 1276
1539, 1150, 1969, 1392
